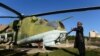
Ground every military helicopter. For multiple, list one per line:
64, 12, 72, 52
0, 3, 100, 49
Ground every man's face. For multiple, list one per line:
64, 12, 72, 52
77, 22, 82, 27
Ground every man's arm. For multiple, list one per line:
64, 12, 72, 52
72, 27, 83, 32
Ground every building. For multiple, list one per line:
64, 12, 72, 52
89, 30, 96, 38
96, 33, 100, 37
0, 24, 12, 32
0, 24, 7, 31
89, 30, 100, 38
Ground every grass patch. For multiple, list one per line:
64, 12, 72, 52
86, 48, 100, 56
0, 48, 100, 56
29, 48, 100, 56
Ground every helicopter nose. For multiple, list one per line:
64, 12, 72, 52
55, 31, 67, 43
59, 32, 66, 41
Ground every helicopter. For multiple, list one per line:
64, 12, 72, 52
0, 3, 100, 49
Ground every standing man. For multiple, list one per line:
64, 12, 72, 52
72, 22, 85, 56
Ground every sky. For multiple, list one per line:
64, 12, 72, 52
0, 0, 100, 36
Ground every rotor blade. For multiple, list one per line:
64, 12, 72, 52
29, 6, 100, 16
0, 16, 20, 18
0, 3, 23, 18
0, 3, 100, 19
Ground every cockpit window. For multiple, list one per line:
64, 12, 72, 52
47, 21, 58, 29
59, 21, 65, 29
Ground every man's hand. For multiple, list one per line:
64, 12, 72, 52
71, 27, 76, 31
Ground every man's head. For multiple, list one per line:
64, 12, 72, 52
77, 21, 82, 27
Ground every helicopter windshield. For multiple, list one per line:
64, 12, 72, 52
47, 21, 58, 29
47, 21, 65, 30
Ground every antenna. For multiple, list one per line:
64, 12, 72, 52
61, 16, 73, 22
